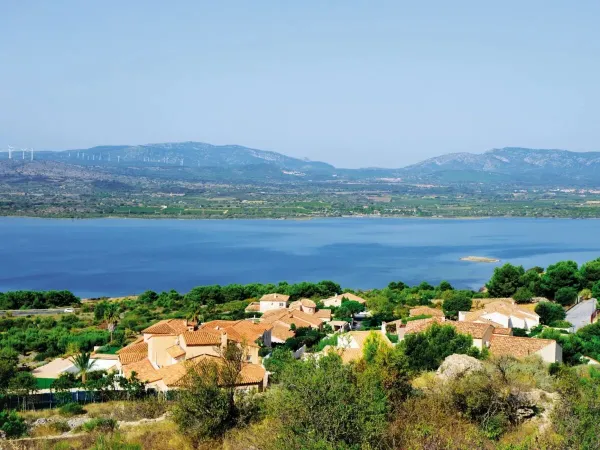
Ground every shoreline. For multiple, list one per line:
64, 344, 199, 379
1, 214, 598, 222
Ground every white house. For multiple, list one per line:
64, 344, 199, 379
459, 300, 539, 330
258, 293, 290, 313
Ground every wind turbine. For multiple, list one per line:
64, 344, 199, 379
7, 145, 13, 159
30, 148, 34, 161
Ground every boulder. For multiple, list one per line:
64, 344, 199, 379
437, 354, 484, 380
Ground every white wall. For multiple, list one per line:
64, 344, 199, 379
259, 301, 287, 313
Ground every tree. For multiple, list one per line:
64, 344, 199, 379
172, 342, 251, 443
388, 281, 408, 291
540, 261, 581, 299
438, 280, 454, 292
535, 301, 566, 325
579, 288, 593, 300
103, 304, 119, 344
72, 352, 97, 384
442, 292, 473, 320
486, 264, 525, 298
263, 347, 295, 383
400, 323, 475, 372
579, 259, 600, 289
266, 353, 387, 448
335, 300, 365, 323
519, 269, 542, 295
0, 348, 18, 394
555, 287, 578, 307
512, 287, 534, 304
592, 281, 600, 300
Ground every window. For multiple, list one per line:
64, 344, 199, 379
280, 302, 284, 307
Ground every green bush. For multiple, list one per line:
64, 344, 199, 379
51, 420, 71, 433
555, 287, 578, 306
535, 301, 566, 325
0, 410, 27, 438
59, 402, 86, 416
513, 287, 534, 304
549, 320, 573, 329
83, 418, 118, 433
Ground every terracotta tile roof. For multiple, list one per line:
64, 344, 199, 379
117, 339, 148, 364
122, 355, 266, 388
262, 309, 323, 329
200, 320, 270, 348
464, 300, 539, 322
166, 345, 186, 359
260, 293, 290, 302
244, 302, 260, 312
271, 323, 295, 342
409, 306, 445, 318
313, 309, 332, 320
122, 358, 162, 383
404, 318, 492, 340
322, 345, 364, 364
181, 330, 222, 346
450, 321, 493, 339
324, 292, 366, 304
339, 331, 393, 349
489, 335, 556, 358
493, 327, 513, 336
405, 317, 445, 334
142, 319, 189, 335
301, 298, 316, 308
167, 355, 265, 386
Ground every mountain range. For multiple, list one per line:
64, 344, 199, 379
3, 142, 600, 186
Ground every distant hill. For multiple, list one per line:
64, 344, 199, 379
403, 147, 600, 184
3, 143, 600, 186
42, 142, 335, 175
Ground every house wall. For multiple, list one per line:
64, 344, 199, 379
183, 344, 221, 359
458, 311, 468, 322
246, 346, 260, 364
302, 306, 316, 314
537, 342, 563, 363
260, 301, 287, 313
262, 329, 272, 347
148, 335, 177, 368
524, 317, 539, 329
472, 338, 483, 350
483, 312, 511, 328
481, 326, 494, 347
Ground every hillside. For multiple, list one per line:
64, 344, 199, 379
404, 147, 600, 184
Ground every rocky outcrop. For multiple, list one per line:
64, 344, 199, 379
437, 354, 485, 380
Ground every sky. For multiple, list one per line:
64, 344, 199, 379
1, 1, 599, 168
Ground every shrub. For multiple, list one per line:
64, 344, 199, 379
549, 320, 573, 329
513, 287, 533, 304
0, 410, 27, 438
59, 402, 86, 416
555, 287, 578, 306
51, 420, 71, 433
535, 302, 566, 325
83, 418, 118, 433
442, 293, 473, 320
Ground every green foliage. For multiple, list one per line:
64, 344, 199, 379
72, 351, 97, 383
442, 291, 473, 319
283, 327, 325, 351
83, 417, 118, 433
59, 402, 86, 416
512, 287, 533, 304
400, 323, 475, 372
552, 367, 600, 449
535, 301, 566, 325
263, 347, 295, 383
540, 260, 581, 299
0, 348, 18, 393
554, 287, 578, 306
0, 290, 79, 310
548, 320, 573, 329
266, 353, 387, 447
0, 410, 27, 438
579, 259, 600, 288
438, 280, 454, 291
486, 263, 525, 298
334, 300, 365, 320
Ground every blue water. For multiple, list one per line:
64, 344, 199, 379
1, 217, 599, 298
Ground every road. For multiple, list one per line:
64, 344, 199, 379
0, 308, 80, 317
566, 299, 598, 331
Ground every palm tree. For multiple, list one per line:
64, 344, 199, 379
187, 305, 204, 326
72, 352, 96, 384
104, 305, 119, 344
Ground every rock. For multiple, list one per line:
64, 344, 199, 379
67, 416, 89, 429
32, 417, 51, 427
437, 354, 485, 380
0, 429, 6, 440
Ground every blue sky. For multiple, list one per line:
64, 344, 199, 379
1, 1, 599, 167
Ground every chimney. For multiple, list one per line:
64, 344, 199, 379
221, 331, 228, 350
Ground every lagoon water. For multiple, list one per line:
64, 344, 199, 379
1, 217, 600, 298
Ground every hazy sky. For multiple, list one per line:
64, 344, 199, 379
1, 1, 599, 168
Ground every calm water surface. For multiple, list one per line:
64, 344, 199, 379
1, 217, 599, 298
